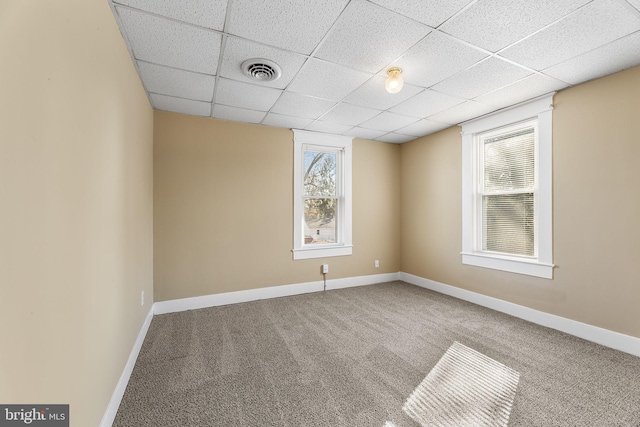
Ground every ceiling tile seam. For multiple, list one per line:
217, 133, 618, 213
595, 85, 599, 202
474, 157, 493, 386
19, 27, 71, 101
112, 2, 227, 35
112, 3, 225, 90
135, 59, 217, 78
409, 29, 531, 90
209, 35, 225, 116
256, 56, 382, 127
211, 102, 268, 115
108, 1, 156, 108
255, 0, 369, 128
618, 0, 640, 19
538, 28, 640, 78
467, 74, 563, 105
257, 0, 422, 121
427, 27, 554, 80
222, 33, 314, 60
287, 42, 382, 75
457, 91, 558, 129
490, 0, 601, 59
148, 91, 211, 104
311, 0, 435, 77
268, 0, 407, 106
222, 0, 234, 33
302, 0, 356, 58
430, 27, 494, 57
362, 0, 435, 31
309, 86, 424, 131
391, 98, 469, 120
372, 31, 434, 77
215, 76, 287, 95
305, 121, 357, 134
210, 0, 236, 117
255, 62, 346, 125
433, 0, 481, 29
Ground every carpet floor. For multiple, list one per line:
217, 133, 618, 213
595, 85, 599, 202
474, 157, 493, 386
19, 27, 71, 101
113, 281, 640, 426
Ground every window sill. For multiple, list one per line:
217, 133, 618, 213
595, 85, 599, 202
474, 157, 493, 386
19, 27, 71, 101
293, 245, 353, 260
461, 252, 554, 279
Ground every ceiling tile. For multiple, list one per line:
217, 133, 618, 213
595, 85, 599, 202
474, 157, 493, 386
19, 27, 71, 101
359, 111, 418, 132
369, 0, 474, 28
431, 57, 532, 99
151, 93, 211, 116
227, 0, 349, 54
390, 89, 464, 118
500, 0, 640, 70
215, 79, 282, 111
113, 0, 227, 30
396, 119, 451, 137
475, 74, 568, 108
218, 37, 307, 89
262, 113, 313, 130
315, 0, 430, 73
440, 0, 590, 52
212, 105, 266, 124
427, 100, 496, 124
344, 127, 388, 140
343, 76, 423, 110
110, 0, 640, 138
319, 103, 382, 125
392, 31, 488, 88
375, 133, 415, 144
543, 31, 640, 85
287, 59, 372, 101
270, 92, 336, 119
137, 61, 215, 101
305, 121, 354, 134
115, 6, 221, 74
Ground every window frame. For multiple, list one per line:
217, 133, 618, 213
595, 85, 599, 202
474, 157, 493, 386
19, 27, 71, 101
461, 94, 554, 279
292, 129, 352, 260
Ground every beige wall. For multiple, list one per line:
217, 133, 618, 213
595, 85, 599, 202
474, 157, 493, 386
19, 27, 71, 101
0, 1, 153, 426
401, 66, 640, 339
153, 111, 400, 301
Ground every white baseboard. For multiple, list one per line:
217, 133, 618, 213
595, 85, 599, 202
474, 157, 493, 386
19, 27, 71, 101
100, 306, 154, 427
153, 272, 401, 315
101, 271, 638, 427
399, 272, 640, 358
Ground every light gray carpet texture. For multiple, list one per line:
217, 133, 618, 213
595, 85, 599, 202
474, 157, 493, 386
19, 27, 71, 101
113, 281, 640, 426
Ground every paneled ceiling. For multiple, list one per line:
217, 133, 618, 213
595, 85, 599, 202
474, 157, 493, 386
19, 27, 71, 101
109, 0, 640, 143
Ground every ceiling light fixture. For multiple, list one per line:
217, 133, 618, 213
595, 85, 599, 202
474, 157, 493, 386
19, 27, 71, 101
385, 67, 404, 94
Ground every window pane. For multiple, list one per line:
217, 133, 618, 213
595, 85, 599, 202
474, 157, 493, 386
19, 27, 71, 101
483, 193, 534, 256
304, 198, 336, 244
304, 151, 336, 196
484, 128, 534, 192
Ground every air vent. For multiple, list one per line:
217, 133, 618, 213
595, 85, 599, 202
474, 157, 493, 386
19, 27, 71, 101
241, 58, 282, 82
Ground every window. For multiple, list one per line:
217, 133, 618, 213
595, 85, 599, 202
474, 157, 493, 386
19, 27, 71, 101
293, 130, 352, 260
461, 95, 554, 278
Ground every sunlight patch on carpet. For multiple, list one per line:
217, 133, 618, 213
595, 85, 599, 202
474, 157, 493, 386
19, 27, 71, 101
403, 341, 520, 427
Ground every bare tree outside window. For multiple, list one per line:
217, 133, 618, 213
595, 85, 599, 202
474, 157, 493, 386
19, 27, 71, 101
303, 150, 337, 244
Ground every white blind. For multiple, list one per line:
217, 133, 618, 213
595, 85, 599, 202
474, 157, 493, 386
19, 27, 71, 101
481, 126, 536, 256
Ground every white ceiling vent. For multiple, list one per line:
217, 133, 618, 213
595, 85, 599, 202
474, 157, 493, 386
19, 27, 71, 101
241, 58, 282, 82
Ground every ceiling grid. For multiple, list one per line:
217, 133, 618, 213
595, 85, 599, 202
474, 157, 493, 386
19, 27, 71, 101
109, 0, 640, 143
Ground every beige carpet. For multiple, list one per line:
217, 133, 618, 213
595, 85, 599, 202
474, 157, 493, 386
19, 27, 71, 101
403, 341, 519, 426
113, 281, 640, 426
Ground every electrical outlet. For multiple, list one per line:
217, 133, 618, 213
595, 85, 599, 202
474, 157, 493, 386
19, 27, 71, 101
141, 291, 144, 306
322, 264, 329, 274
375, 260, 379, 268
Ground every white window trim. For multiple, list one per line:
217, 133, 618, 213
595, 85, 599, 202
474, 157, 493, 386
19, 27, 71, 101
461, 94, 555, 279
292, 129, 352, 260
